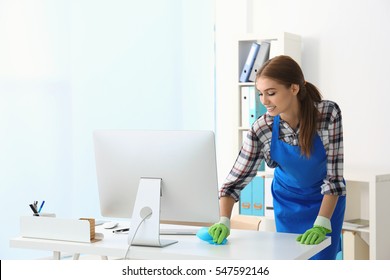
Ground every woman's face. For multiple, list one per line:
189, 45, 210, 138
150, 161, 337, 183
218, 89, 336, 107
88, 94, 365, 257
256, 77, 299, 117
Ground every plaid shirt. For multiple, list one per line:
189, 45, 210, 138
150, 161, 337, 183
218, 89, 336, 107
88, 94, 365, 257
220, 100, 346, 202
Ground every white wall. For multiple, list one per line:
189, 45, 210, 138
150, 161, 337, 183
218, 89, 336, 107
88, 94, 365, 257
0, 0, 215, 259
215, 0, 390, 186
252, 0, 390, 175
215, 0, 251, 185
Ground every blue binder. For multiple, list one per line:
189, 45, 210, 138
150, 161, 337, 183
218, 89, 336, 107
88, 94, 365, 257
252, 177, 265, 216
239, 42, 260, 82
239, 176, 265, 216
240, 181, 252, 215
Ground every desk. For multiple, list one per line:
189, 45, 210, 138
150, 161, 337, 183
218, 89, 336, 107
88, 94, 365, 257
10, 224, 330, 260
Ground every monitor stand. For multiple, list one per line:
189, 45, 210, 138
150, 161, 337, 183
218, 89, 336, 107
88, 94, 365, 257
127, 177, 178, 247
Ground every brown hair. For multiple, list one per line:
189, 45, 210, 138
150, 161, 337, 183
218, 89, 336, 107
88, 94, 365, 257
256, 55, 322, 157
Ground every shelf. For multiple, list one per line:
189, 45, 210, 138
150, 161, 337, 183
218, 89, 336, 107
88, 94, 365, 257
238, 82, 255, 86
256, 171, 274, 178
342, 225, 370, 234
343, 174, 390, 259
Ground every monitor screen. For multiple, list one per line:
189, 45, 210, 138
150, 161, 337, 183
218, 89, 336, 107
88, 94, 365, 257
93, 130, 220, 247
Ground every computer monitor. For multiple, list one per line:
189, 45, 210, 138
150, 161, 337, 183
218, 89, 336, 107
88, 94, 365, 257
93, 130, 220, 247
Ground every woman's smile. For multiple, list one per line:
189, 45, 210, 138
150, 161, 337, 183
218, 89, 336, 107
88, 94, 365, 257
266, 106, 276, 113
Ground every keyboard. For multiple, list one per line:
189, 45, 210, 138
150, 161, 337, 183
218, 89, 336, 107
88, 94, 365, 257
112, 227, 199, 235
159, 228, 198, 235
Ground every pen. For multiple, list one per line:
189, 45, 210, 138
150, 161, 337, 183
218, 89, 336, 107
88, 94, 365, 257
113, 228, 129, 233
29, 204, 40, 216
38, 201, 45, 213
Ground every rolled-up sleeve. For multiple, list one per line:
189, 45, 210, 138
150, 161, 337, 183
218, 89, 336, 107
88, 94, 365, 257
321, 102, 346, 196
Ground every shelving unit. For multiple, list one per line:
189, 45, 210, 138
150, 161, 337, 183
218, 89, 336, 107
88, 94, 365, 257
236, 32, 301, 219
343, 172, 390, 259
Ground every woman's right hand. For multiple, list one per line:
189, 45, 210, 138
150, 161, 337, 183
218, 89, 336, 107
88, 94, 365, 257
208, 216, 230, 244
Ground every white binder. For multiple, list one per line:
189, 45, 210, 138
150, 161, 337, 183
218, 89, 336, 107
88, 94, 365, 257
249, 41, 271, 82
240, 86, 250, 128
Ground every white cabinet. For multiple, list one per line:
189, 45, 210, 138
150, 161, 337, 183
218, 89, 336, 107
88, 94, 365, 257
343, 172, 390, 259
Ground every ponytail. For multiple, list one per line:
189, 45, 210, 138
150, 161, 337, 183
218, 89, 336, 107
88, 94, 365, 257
298, 81, 322, 157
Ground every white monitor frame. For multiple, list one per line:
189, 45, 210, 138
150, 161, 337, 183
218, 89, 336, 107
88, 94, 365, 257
93, 130, 220, 247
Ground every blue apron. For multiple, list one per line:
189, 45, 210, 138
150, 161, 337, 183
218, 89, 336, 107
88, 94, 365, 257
270, 115, 345, 260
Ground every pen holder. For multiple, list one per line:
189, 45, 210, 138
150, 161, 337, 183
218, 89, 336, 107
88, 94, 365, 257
20, 216, 103, 243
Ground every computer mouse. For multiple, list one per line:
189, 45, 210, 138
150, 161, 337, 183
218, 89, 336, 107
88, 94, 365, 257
102, 221, 118, 229
196, 227, 227, 245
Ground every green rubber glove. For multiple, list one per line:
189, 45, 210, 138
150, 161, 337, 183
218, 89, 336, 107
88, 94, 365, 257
297, 216, 332, 245
208, 216, 230, 244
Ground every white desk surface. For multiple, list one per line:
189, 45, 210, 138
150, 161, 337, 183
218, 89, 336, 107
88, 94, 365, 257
10, 223, 330, 260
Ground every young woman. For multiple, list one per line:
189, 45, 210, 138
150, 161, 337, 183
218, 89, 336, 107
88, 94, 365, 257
209, 55, 346, 260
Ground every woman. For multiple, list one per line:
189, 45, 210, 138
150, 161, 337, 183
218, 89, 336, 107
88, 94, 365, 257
209, 55, 346, 260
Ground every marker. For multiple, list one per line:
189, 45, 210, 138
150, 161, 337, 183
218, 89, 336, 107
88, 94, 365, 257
38, 201, 45, 213
29, 204, 40, 216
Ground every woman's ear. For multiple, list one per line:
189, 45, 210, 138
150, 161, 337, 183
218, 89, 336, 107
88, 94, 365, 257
291, 84, 300, 95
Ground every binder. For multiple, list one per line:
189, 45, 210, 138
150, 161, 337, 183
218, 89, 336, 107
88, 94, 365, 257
239, 176, 265, 216
249, 41, 271, 82
264, 177, 274, 217
241, 86, 267, 127
248, 86, 266, 126
248, 86, 266, 171
240, 181, 252, 215
240, 87, 250, 128
252, 176, 265, 216
239, 42, 260, 82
